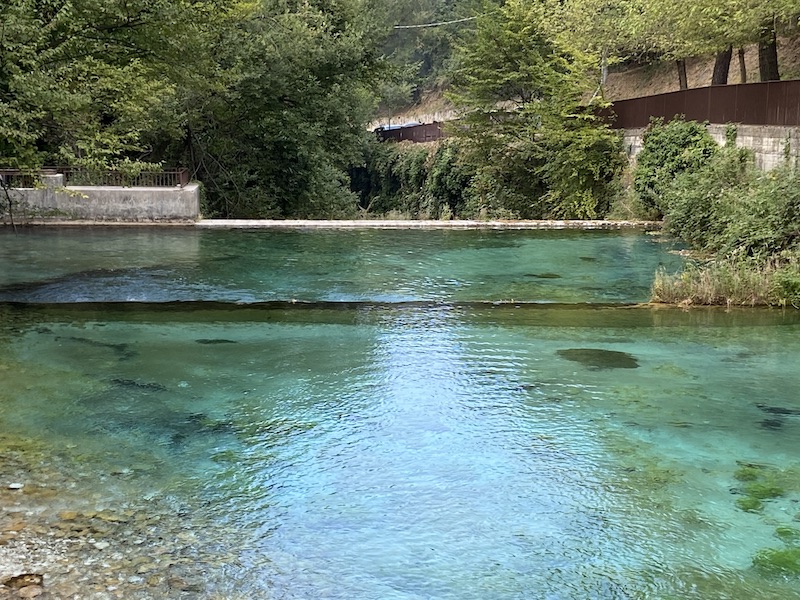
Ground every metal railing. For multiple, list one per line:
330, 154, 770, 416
0, 167, 190, 188
602, 80, 800, 129
0, 169, 41, 188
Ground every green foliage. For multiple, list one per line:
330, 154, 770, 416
652, 131, 800, 308
447, 0, 624, 219
372, 0, 482, 112
662, 144, 755, 250
0, 0, 385, 218
182, 0, 382, 218
0, 0, 218, 169
353, 138, 478, 219
634, 118, 718, 215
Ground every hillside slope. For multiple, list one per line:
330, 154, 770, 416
379, 37, 800, 126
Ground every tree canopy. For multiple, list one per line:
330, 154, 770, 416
447, 0, 623, 219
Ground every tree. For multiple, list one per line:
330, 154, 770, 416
0, 0, 221, 169
557, 0, 799, 90
449, 0, 623, 219
182, 0, 384, 218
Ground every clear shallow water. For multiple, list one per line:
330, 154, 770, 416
1, 228, 800, 599
0, 228, 682, 303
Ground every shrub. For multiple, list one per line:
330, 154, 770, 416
352, 139, 479, 219
634, 118, 718, 215
662, 145, 755, 251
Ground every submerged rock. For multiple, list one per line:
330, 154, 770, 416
556, 348, 640, 370
526, 272, 562, 279
756, 403, 800, 416
109, 378, 167, 392
1, 574, 43, 590
760, 418, 784, 430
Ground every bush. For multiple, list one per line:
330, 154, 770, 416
634, 118, 718, 215
662, 145, 756, 250
352, 138, 479, 219
720, 163, 800, 259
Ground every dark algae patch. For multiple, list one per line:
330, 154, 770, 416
556, 348, 639, 370
526, 272, 562, 279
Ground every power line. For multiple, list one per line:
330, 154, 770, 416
393, 16, 478, 29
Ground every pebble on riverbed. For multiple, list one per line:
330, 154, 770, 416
1, 573, 45, 598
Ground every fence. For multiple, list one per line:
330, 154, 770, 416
603, 80, 800, 129
375, 122, 446, 143
0, 167, 190, 188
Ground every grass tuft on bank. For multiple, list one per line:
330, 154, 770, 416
652, 258, 800, 308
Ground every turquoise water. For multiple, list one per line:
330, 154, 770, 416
0, 228, 680, 303
1, 228, 800, 599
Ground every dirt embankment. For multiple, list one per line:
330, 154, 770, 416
381, 36, 800, 124
605, 37, 800, 100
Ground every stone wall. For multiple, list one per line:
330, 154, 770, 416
4, 175, 200, 222
622, 124, 800, 171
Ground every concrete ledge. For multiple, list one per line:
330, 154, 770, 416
196, 219, 662, 230
6, 184, 200, 222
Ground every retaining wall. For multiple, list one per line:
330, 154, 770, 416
4, 175, 200, 222
622, 124, 800, 171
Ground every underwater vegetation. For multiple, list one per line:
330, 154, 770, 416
753, 547, 800, 576
775, 526, 800, 545
732, 462, 800, 577
556, 348, 640, 370
56, 335, 136, 360
756, 403, 800, 430
733, 463, 786, 512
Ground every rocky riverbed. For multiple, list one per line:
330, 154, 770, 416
0, 432, 246, 599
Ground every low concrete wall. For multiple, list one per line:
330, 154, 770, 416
4, 175, 200, 223
622, 124, 800, 171
198, 219, 662, 230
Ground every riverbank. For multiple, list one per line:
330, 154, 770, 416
4, 219, 662, 230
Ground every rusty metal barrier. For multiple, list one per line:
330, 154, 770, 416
375, 122, 446, 143
602, 80, 800, 128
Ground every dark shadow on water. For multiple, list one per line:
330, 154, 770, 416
556, 348, 640, 369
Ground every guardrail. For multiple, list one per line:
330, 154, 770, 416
0, 167, 190, 188
602, 80, 800, 129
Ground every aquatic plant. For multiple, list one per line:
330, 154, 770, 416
775, 527, 800, 545
732, 463, 788, 512
753, 547, 800, 576
736, 497, 763, 513
744, 482, 785, 500
734, 465, 762, 482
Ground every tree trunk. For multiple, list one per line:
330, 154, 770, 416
676, 59, 688, 90
712, 46, 732, 85
758, 21, 780, 81
738, 47, 747, 83
600, 48, 608, 86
